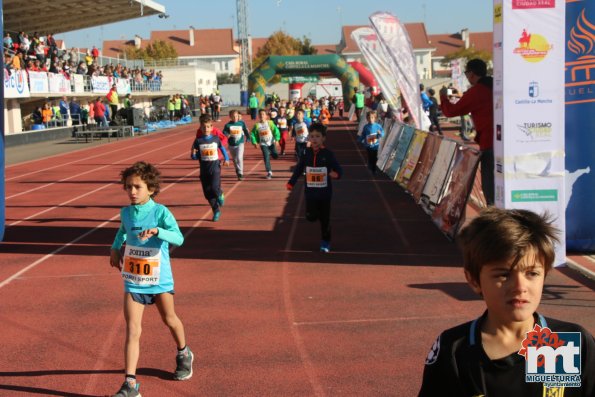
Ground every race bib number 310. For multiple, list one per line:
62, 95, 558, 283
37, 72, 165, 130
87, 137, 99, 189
306, 166, 328, 188
122, 245, 161, 285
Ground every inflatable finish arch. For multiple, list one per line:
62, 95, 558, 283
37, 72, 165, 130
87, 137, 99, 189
248, 55, 360, 108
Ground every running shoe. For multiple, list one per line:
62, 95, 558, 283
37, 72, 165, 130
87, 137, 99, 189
112, 381, 141, 397
320, 240, 331, 253
217, 192, 225, 207
266, 171, 273, 180
174, 347, 194, 380
238, 174, 244, 181
212, 210, 221, 222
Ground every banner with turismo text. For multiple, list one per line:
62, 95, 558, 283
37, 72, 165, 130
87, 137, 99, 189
493, 0, 566, 265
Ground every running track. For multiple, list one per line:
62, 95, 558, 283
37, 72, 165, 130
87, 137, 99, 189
1, 119, 594, 396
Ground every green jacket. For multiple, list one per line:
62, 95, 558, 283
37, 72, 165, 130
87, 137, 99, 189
249, 96, 258, 109
250, 120, 280, 145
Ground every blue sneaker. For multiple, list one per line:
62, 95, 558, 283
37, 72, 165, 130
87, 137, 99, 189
320, 240, 330, 253
217, 192, 225, 207
212, 210, 221, 222
112, 380, 141, 397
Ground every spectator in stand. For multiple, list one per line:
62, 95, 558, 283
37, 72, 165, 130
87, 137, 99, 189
93, 96, 108, 128
42, 102, 53, 127
69, 47, 79, 64
91, 45, 99, 60
70, 97, 81, 136
32, 106, 43, 126
106, 84, 119, 118
46, 33, 57, 53
123, 94, 133, 109
34, 41, 45, 64
59, 96, 69, 120
84, 50, 93, 66
3, 33, 13, 53
19, 33, 30, 54
11, 52, 22, 70
76, 61, 87, 75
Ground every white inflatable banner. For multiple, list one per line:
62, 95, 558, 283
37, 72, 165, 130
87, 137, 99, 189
92, 76, 110, 93
493, 0, 566, 265
4, 69, 30, 98
369, 12, 430, 131
28, 71, 49, 93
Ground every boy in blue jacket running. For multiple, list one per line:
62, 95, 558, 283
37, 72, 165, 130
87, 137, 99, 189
358, 110, 384, 175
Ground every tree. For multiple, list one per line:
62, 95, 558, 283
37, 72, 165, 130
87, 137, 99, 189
252, 31, 317, 68
122, 40, 178, 61
441, 47, 492, 70
218, 73, 240, 84
298, 36, 317, 55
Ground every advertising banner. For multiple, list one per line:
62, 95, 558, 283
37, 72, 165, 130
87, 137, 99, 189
396, 130, 428, 188
377, 122, 403, 171
4, 69, 30, 98
48, 73, 70, 93
385, 124, 415, 180
92, 76, 110, 93
369, 12, 431, 131
72, 74, 85, 93
565, 0, 594, 251
493, 0, 566, 264
407, 133, 442, 202
431, 146, 481, 239
351, 27, 402, 116
28, 71, 49, 93
116, 78, 131, 95
421, 139, 458, 211
1, 0, 5, 241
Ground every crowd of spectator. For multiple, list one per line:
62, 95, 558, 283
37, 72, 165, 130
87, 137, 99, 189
3, 31, 163, 89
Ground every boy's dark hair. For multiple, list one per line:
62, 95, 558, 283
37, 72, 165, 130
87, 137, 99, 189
120, 161, 161, 197
465, 58, 488, 77
309, 122, 327, 137
199, 113, 212, 124
458, 207, 559, 283
428, 88, 435, 96
229, 109, 239, 116
258, 108, 267, 114
296, 108, 304, 114
366, 110, 378, 119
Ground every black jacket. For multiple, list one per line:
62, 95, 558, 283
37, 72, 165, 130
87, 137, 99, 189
288, 147, 342, 200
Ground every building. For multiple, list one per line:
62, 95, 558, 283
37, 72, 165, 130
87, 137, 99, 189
103, 28, 239, 75
428, 29, 493, 77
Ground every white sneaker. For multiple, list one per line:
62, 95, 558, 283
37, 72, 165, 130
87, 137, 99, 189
266, 171, 273, 180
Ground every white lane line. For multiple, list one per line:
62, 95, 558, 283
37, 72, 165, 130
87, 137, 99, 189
282, 193, 327, 397
0, 152, 194, 290
6, 136, 189, 200
343, 120, 410, 247
5, 129, 189, 180
294, 315, 467, 327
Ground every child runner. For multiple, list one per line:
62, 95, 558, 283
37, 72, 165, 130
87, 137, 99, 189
222, 109, 250, 180
358, 110, 384, 175
290, 108, 312, 164
192, 114, 230, 221
287, 123, 343, 253
110, 161, 193, 397
251, 108, 280, 179
274, 106, 290, 155
418, 207, 595, 397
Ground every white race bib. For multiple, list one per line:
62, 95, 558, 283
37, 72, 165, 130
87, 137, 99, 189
258, 123, 272, 144
306, 166, 328, 188
199, 142, 218, 161
366, 133, 378, 146
277, 118, 287, 129
229, 126, 243, 140
122, 245, 161, 285
295, 123, 308, 142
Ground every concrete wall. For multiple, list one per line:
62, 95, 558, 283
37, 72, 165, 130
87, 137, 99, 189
160, 66, 218, 96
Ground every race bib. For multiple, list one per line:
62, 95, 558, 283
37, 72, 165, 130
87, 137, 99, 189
199, 142, 218, 161
367, 133, 378, 146
258, 124, 272, 144
295, 124, 308, 141
306, 166, 328, 188
229, 126, 243, 140
277, 118, 287, 129
122, 245, 161, 285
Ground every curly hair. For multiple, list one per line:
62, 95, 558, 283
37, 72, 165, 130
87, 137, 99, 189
119, 161, 161, 197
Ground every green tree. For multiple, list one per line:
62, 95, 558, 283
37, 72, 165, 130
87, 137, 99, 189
218, 73, 240, 84
122, 40, 178, 61
441, 47, 492, 70
298, 36, 317, 55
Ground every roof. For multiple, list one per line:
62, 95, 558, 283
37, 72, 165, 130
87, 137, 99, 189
250, 37, 269, 57
4, 0, 164, 35
103, 28, 238, 58
428, 31, 493, 57
340, 23, 434, 54
312, 44, 337, 55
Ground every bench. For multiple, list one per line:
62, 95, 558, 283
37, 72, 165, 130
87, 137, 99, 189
74, 128, 119, 143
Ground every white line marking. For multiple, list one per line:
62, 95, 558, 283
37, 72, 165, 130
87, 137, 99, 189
5, 129, 188, 180
6, 137, 188, 200
282, 190, 326, 397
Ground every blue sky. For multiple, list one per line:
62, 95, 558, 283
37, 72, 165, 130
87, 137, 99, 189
60, 0, 492, 49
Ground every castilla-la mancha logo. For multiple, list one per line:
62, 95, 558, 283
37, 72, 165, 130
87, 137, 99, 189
514, 29, 553, 62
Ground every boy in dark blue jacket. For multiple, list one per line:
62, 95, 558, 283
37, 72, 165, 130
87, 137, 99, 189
358, 110, 384, 174
287, 123, 343, 253
191, 114, 230, 222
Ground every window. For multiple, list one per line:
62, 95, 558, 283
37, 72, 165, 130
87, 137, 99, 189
224, 61, 229, 71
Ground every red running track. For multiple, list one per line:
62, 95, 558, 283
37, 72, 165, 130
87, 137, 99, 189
1, 119, 594, 397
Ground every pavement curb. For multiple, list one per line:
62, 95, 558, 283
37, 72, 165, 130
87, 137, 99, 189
565, 257, 595, 281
